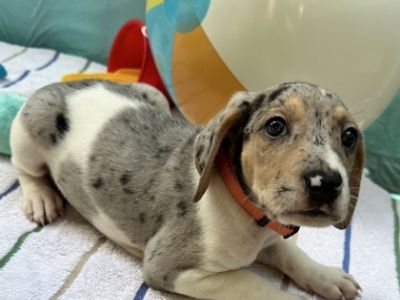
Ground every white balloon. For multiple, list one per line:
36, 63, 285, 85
202, 0, 400, 128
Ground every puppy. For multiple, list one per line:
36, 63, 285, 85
10, 80, 364, 300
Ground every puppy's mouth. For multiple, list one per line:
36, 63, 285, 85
278, 206, 342, 227
286, 208, 331, 218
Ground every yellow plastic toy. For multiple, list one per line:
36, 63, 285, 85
62, 68, 140, 83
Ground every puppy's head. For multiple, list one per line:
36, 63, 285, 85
193, 82, 364, 229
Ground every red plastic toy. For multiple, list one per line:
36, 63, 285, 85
108, 19, 171, 104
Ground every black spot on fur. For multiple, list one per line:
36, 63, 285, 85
163, 275, 168, 282
252, 93, 266, 109
156, 214, 163, 224
89, 155, 96, 162
142, 92, 148, 100
92, 177, 104, 189
196, 145, 204, 159
150, 195, 155, 201
269, 85, 290, 101
123, 187, 134, 194
198, 161, 205, 173
326, 92, 333, 98
277, 186, 292, 196
119, 173, 131, 185
243, 128, 251, 141
175, 181, 183, 191
56, 113, 69, 135
50, 134, 57, 144
159, 146, 170, 153
139, 212, 146, 224
239, 101, 250, 110
177, 201, 188, 217
313, 135, 325, 146
208, 134, 214, 147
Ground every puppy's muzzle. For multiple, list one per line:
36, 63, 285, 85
304, 170, 343, 204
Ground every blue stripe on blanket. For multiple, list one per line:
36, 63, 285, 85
2, 70, 30, 88
133, 282, 149, 300
342, 225, 352, 272
35, 52, 60, 71
1, 51, 60, 88
0, 180, 19, 201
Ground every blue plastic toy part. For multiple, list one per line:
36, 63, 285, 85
0, 64, 7, 79
0, 93, 27, 156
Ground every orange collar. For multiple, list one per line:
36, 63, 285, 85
215, 150, 299, 239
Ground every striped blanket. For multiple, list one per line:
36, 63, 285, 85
1, 41, 399, 299
0, 41, 105, 94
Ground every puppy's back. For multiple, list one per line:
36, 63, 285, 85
16, 80, 201, 247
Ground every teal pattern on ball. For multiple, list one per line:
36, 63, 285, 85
146, 0, 210, 106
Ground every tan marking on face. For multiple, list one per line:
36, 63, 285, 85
332, 106, 350, 123
285, 96, 307, 123
241, 96, 311, 218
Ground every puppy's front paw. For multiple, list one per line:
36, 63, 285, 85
22, 185, 64, 225
301, 266, 361, 300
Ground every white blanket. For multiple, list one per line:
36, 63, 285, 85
0, 41, 399, 299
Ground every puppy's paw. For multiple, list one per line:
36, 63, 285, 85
22, 185, 64, 225
301, 266, 361, 300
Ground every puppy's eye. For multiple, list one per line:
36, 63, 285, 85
264, 117, 287, 137
341, 127, 358, 148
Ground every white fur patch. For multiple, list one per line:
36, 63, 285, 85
91, 211, 139, 251
324, 146, 349, 209
196, 168, 279, 272
45, 84, 143, 177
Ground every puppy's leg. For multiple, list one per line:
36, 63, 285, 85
10, 117, 63, 224
172, 269, 306, 300
144, 231, 305, 300
258, 238, 361, 300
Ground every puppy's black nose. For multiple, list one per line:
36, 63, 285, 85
304, 170, 342, 203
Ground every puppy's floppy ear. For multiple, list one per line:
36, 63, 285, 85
192, 92, 254, 202
335, 139, 365, 229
